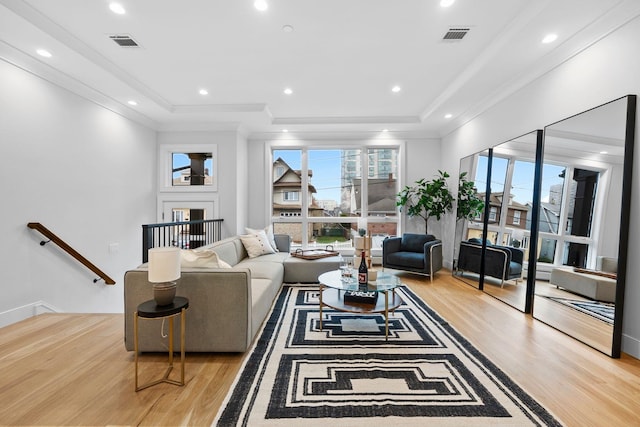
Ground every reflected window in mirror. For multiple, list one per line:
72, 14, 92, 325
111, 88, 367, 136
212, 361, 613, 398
537, 161, 602, 270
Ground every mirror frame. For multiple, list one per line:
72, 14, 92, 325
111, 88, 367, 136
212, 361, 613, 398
454, 95, 636, 357
533, 95, 636, 357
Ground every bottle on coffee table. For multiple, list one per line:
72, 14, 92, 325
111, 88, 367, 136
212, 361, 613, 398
358, 250, 368, 285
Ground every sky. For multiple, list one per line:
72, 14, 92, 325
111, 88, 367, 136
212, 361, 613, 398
475, 155, 565, 205
274, 149, 343, 202
274, 149, 568, 209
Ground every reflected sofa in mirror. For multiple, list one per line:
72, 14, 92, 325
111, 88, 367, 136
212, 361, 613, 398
480, 131, 541, 312
533, 95, 636, 357
453, 150, 488, 289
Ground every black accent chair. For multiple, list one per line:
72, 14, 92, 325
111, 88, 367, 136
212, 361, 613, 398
382, 233, 443, 281
457, 238, 524, 287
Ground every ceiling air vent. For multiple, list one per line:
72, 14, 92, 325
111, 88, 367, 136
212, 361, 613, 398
443, 28, 470, 41
109, 34, 140, 47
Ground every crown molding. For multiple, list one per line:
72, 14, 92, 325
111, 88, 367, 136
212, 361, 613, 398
0, 41, 159, 130
272, 116, 420, 125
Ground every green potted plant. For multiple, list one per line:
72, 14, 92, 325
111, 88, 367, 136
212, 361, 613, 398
456, 172, 485, 222
396, 170, 454, 235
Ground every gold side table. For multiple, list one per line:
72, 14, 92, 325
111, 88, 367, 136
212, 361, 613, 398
134, 296, 189, 391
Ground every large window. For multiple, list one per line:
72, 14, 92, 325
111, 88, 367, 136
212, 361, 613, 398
271, 147, 400, 249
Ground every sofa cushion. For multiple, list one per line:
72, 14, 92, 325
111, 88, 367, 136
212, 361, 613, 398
468, 238, 492, 246
597, 256, 618, 274
240, 231, 276, 258
198, 237, 245, 266
237, 258, 285, 281
388, 252, 425, 269
246, 225, 279, 252
400, 234, 434, 253
251, 278, 282, 337
180, 249, 231, 268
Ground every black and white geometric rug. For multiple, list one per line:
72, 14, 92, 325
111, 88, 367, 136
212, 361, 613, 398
546, 296, 615, 324
215, 285, 562, 426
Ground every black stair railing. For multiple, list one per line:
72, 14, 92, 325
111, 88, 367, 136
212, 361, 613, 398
27, 222, 116, 285
141, 219, 224, 263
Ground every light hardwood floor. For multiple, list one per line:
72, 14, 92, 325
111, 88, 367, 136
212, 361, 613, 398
1, 272, 640, 426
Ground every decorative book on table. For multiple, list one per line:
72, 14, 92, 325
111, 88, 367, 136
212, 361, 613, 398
344, 289, 378, 304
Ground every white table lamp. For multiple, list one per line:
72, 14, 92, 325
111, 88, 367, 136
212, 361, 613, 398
148, 247, 181, 306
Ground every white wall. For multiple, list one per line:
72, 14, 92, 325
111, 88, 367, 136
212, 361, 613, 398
0, 59, 156, 325
403, 138, 443, 236
440, 16, 640, 357
236, 131, 249, 233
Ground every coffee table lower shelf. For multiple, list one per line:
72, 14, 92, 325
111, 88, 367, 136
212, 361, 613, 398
319, 286, 403, 340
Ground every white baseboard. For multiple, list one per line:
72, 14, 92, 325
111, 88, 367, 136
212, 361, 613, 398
622, 334, 640, 360
0, 301, 60, 329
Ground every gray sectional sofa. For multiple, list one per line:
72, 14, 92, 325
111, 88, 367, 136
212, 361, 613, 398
124, 234, 292, 353
124, 234, 340, 353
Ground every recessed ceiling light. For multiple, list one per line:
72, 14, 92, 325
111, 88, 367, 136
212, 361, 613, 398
199, 89, 209, 95
283, 87, 293, 95
254, 0, 268, 11
282, 25, 294, 33
283, 129, 289, 133
382, 129, 389, 132
391, 85, 401, 93
36, 49, 52, 58
444, 113, 453, 119
542, 33, 558, 44
600, 151, 608, 154
127, 100, 138, 106
440, 0, 455, 7
109, 3, 126, 14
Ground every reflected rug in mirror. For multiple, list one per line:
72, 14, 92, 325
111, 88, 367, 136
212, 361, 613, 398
546, 296, 615, 324
214, 285, 562, 426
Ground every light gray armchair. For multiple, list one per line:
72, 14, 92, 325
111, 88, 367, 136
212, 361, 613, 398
382, 233, 443, 281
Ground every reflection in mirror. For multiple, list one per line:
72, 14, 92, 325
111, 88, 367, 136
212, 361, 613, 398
481, 131, 539, 312
453, 150, 489, 289
533, 96, 635, 357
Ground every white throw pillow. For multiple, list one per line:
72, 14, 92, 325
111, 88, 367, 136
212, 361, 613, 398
240, 231, 276, 258
180, 249, 232, 268
246, 225, 279, 252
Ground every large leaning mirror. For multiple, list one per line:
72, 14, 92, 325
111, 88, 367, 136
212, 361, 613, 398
454, 132, 542, 312
453, 149, 489, 290
481, 131, 541, 312
533, 95, 636, 357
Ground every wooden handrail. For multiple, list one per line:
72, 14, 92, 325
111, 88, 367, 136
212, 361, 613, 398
27, 222, 116, 285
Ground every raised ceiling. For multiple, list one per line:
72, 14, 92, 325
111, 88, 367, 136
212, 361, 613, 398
1, 0, 639, 136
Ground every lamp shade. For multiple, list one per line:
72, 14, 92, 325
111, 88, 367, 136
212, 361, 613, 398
148, 247, 181, 283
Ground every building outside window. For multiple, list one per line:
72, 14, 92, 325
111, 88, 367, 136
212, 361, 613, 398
271, 147, 400, 249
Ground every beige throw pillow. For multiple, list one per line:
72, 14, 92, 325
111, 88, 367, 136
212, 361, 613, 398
180, 249, 232, 268
246, 225, 279, 252
240, 230, 276, 258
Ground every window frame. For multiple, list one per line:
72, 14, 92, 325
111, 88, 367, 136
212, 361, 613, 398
266, 141, 404, 249
159, 143, 218, 193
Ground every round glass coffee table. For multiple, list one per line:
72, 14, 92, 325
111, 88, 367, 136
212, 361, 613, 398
317, 270, 403, 340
